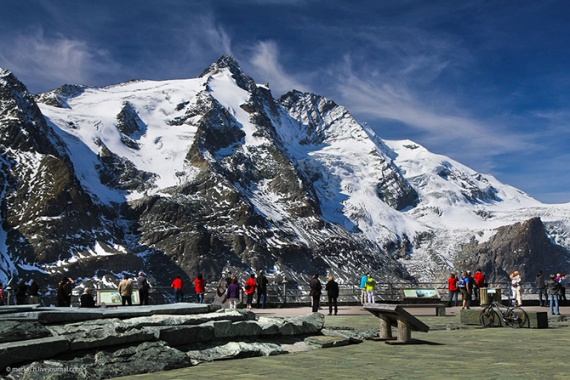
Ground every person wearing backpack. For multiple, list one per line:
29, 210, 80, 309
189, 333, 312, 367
458, 271, 470, 309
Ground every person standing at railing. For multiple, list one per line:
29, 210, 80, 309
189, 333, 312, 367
244, 274, 257, 309
536, 271, 547, 307
226, 276, 241, 309
171, 275, 184, 303
458, 272, 470, 310
473, 269, 486, 301
310, 274, 322, 312
547, 273, 561, 315
137, 272, 151, 306
360, 272, 368, 305
118, 276, 133, 306
193, 274, 205, 304
510, 271, 522, 306
365, 273, 376, 304
325, 275, 339, 315
558, 273, 567, 305
256, 270, 268, 309
447, 273, 458, 307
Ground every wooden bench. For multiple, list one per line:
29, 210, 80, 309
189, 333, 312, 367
364, 304, 430, 344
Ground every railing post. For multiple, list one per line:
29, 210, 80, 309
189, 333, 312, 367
283, 281, 287, 306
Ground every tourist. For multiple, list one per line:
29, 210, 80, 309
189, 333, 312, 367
256, 270, 268, 309
137, 272, 151, 305
0, 282, 5, 306
57, 277, 71, 307
473, 269, 486, 301
510, 271, 522, 306
193, 273, 206, 304
80, 288, 97, 308
28, 279, 40, 304
325, 275, 339, 315
227, 276, 241, 309
547, 274, 561, 315
118, 275, 133, 306
448, 273, 459, 307
558, 273, 567, 305
171, 275, 184, 303
536, 271, 547, 307
458, 271, 470, 309
466, 271, 475, 304
360, 272, 369, 305
365, 273, 376, 304
310, 274, 322, 312
244, 274, 257, 309
15, 279, 28, 305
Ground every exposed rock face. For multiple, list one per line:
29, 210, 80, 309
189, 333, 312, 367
455, 217, 568, 282
0, 69, 113, 272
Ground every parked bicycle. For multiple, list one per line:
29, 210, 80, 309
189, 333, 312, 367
479, 301, 529, 328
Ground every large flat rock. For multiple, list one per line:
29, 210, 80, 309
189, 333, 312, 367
0, 336, 69, 368
0, 303, 218, 324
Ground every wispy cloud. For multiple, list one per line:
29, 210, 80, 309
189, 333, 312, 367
248, 41, 309, 96
0, 28, 120, 92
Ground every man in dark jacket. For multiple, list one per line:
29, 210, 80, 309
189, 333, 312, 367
309, 274, 322, 313
536, 271, 547, 307
325, 275, 340, 315
256, 270, 269, 309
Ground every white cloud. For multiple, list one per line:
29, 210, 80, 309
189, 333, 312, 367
0, 29, 120, 92
331, 54, 540, 173
249, 41, 309, 96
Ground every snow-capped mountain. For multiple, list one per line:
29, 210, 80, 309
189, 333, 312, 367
1, 56, 569, 291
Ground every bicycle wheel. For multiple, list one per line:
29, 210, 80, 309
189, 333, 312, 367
479, 307, 500, 327
505, 307, 529, 328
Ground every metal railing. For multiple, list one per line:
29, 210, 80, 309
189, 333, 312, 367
18, 281, 548, 307
128, 281, 546, 306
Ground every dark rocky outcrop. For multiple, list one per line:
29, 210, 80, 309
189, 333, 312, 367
455, 217, 569, 282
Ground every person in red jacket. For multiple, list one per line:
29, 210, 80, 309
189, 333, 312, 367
193, 274, 206, 303
244, 274, 257, 309
171, 275, 184, 303
448, 273, 459, 307
473, 269, 487, 301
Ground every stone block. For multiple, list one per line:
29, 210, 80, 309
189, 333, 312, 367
0, 336, 70, 368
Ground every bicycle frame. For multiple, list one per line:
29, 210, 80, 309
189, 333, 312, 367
479, 301, 529, 328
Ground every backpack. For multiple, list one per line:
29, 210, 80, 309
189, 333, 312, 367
458, 277, 466, 288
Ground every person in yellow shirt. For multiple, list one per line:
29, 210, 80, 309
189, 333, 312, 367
365, 274, 376, 304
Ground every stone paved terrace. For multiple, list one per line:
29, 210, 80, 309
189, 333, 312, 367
113, 304, 570, 380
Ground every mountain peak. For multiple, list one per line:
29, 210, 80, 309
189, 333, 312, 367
199, 55, 252, 91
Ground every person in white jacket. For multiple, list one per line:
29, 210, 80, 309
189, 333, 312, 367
510, 271, 522, 306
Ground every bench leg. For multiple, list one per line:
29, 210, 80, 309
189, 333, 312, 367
397, 319, 411, 343
436, 306, 446, 316
379, 314, 392, 339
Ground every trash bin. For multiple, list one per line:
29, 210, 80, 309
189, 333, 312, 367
480, 287, 489, 306
485, 288, 501, 304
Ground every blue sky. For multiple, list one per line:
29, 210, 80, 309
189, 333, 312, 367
1, 0, 569, 203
